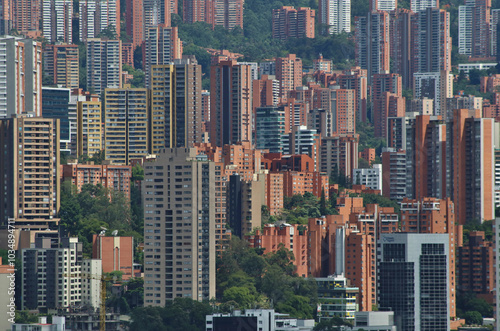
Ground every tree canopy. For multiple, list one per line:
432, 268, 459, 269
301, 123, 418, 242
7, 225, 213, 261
129, 298, 213, 331
58, 181, 143, 257
216, 237, 318, 319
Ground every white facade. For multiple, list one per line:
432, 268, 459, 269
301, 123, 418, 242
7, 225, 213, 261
12, 316, 66, 331
353, 311, 397, 331
411, 0, 437, 12
42, 0, 73, 44
144, 26, 178, 88
81, 259, 102, 309
459, 5, 473, 55
79, 0, 119, 42
206, 309, 314, 331
371, 0, 396, 11
320, 0, 351, 34
239, 62, 259, 80
352, 164, 382, 193
458, 62, 498, 73
0, 36, 42, 118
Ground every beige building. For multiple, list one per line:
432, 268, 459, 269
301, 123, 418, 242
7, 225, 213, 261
76, 91, 102, 158
143, 148, 216, 305
0, 116, 60, 228
104, 86, 149, 165
43, 44, 79, 89
150, 57, 203, 152
144, 25, 182, 89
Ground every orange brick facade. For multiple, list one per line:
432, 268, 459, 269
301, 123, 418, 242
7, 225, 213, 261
247, 223, 309, 277
62, 163, 132, 199
92, 235, 134, 280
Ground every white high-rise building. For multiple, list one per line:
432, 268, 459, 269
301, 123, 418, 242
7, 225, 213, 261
79, 0, 119, 43
0, 36, 42, 118
352, 164, 383, 192
319, 0, 351, 34
371, 0, 396, 11
144, 25, 182, 88
411, 0, 438, 12
81, 259, 102, 308
42, 0, 73, 44
458, 5, 473, 55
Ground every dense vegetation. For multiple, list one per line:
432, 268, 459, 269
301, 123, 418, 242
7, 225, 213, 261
129, 298, 213, 331
58, 182, 143, 258
216, 237, 318, 318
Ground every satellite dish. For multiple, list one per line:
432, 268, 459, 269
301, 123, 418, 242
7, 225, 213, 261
99, 230, 106, 236
111, 230, 118, 236
100, 226, 107, 230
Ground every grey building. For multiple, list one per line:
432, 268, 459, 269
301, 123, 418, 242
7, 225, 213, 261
143, 148, 216, 306
378, 233, 450, 331
227, 173, 265, 238
353, 311, 397, 331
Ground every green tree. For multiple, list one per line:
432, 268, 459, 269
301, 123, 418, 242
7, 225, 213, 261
129, 298, 213, 331
319, 189, 327, 216
265, 243, 296, 276
97, 24, 117, 39
131, 164, 144, 181
223, 286, 257, 309
464, 311, 483, 325
15, 311, 39, 324
123, 278, 144, 309
457, 292, 493, 318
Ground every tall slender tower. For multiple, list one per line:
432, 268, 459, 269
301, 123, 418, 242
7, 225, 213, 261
414, 8, 451, 73
42, 0, 73, 44
126, 0, 144, 48
355, 11, 390, 82
143, 148, 216, 306
144, 25, 183, 89
87, 38, 122, 96
318, 0, 351, 34
459, 0, 491, 57
150, 57, 203, 152
79, 0, 120, 43
446, 109, 495, 224
0, 36, 42, 118
210, 60, 253, 146
104, 86, 149, 165
144, 0, 171, 29
0, 116, 60, 226
275, 54, 303, 100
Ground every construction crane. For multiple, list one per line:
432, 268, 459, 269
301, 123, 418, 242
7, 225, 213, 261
63, 272, 113, 331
